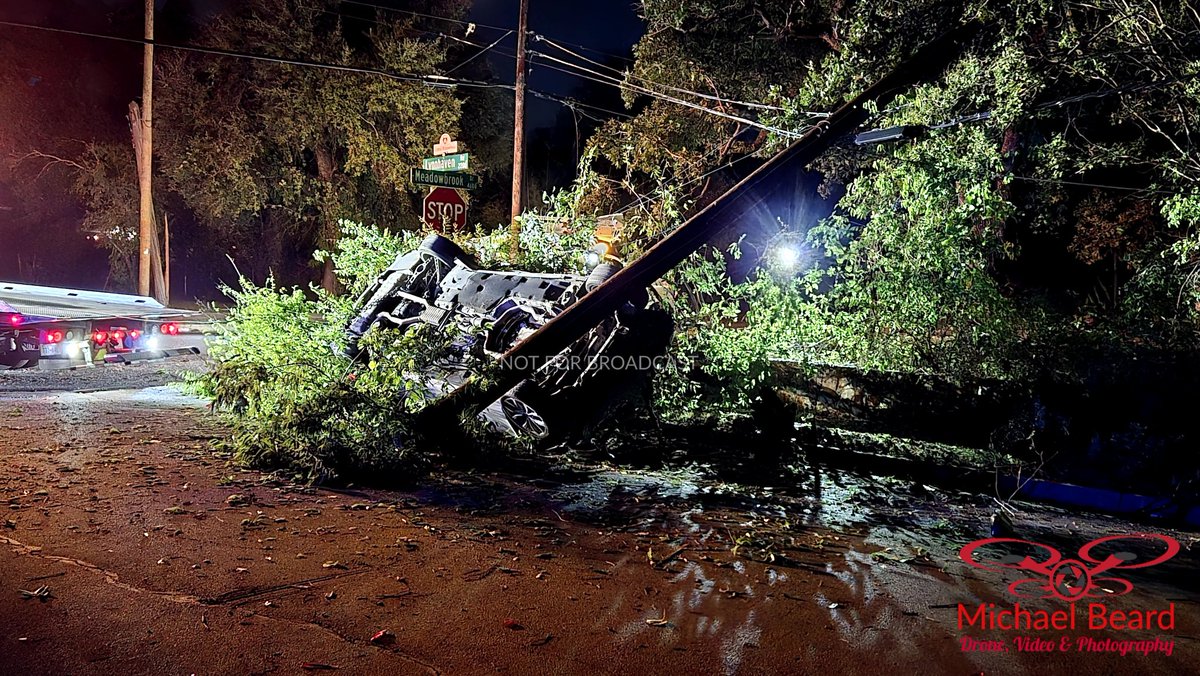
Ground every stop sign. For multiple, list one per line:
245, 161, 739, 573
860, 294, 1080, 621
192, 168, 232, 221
423, 188, 467, 232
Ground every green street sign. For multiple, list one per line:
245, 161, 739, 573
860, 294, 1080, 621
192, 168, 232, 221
411, 168, 479, 191
422, 153, 470, 172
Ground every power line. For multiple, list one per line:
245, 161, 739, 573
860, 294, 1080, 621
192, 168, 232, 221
528, 89, 633, 119
376, 33, 796, 134
864, 78, 1188, 145
618, 150, 764, 216
542, 37, 636, 65
339, 0, 514, 34
441, 31, 825, 135
339, 1, 639, 67
1009, 174, 1200, 198
444, 30, 513, 74
535, 35, 806, 114
0, 19, 511, 90
0, 20, 646, 127
528, 51, 806, 138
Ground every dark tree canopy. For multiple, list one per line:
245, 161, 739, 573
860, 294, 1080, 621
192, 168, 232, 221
571, 0, 1200, 383
155, 0, 465, 290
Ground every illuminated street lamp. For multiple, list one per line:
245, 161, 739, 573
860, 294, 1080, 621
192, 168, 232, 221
775, 244, 801, 269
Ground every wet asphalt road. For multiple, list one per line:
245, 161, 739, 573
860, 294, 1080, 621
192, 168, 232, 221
0, 370, 1197, 674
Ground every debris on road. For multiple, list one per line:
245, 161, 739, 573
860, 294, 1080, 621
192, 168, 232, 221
17, 585, 51, 601
644, 613, 669, 627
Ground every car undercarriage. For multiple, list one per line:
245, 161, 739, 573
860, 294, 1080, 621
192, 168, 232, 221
341, 234, 672, 440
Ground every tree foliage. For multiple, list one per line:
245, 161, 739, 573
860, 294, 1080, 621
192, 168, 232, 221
70, 143, 142, 283
582, 1, 836, 224
575, 0, 1200, 427
155, 0, 464, 291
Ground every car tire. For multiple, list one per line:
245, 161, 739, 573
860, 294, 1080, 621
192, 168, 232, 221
500, 380, 562, 440
585, 262, 622, 292
420, 234, 471, 265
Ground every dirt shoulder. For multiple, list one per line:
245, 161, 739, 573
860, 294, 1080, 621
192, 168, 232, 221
0, 354, 207, 392
0, 386, 1196, 675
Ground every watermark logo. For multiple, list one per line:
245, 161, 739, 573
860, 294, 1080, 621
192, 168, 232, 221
959, 533, 1180, 602
501, 353, 683, 373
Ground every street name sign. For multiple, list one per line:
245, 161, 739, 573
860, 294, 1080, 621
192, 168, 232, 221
422, 153, 470, 172
411, 168, 478, 191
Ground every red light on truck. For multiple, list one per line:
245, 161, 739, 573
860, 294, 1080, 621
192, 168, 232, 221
130, 330, 142, 340
5, 313, 21, 327
162, 323, 179, 336
112, 330, 126, 343
92, 331, 108, 344
43, 330, 64, 344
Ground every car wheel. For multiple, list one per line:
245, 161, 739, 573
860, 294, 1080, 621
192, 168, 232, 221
500, 381, 558, 440
420, 234, 471, 265
585, 262, 622, 292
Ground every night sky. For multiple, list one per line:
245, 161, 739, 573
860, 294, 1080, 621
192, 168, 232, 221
466, 0, 643, 127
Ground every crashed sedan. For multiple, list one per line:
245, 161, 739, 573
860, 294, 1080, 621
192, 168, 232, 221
340, 232, 672, 441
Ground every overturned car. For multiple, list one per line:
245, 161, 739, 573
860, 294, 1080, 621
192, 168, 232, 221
340, 233, 673, 441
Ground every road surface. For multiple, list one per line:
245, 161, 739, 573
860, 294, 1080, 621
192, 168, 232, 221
0, 381, 1196, 674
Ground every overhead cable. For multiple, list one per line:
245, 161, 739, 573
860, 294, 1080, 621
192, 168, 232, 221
0, 19, 511, 90
528, 51, 805, 138
444, 30, 514, 73
528, 90, 633, 119
1008, 174, 1200, 197
535, 35, 806, 114
340, 0, 513, 34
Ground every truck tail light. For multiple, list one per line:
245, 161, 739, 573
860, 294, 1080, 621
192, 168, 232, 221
92, 331, 108, 345
112, 330, 126, 343
130, 329, 142, 340
44, 330, 64, 344
5, 313, 22, 327
162, 323, 179, 336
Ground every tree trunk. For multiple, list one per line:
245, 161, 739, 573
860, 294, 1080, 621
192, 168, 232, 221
314, 144, 340, 295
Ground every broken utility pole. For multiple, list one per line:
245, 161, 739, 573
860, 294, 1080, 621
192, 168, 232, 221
129, 102, 165, 302
134, 0, 161, 301
417, 22, 981, 434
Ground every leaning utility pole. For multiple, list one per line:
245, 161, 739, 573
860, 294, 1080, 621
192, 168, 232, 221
508, 0, 529, 260
136, 0, 156, 298
417, 23, 980, 433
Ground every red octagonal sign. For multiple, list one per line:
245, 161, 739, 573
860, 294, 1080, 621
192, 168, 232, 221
423, 187, 467, 232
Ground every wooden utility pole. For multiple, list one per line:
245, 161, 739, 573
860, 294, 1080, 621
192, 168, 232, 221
136, 0, 156, 299
508, 0, 529, 260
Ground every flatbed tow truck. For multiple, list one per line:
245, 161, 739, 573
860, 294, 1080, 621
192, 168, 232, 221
0, 281, 198, 370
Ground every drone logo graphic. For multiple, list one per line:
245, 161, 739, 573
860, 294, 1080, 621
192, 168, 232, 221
959, 533, 1180, 602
